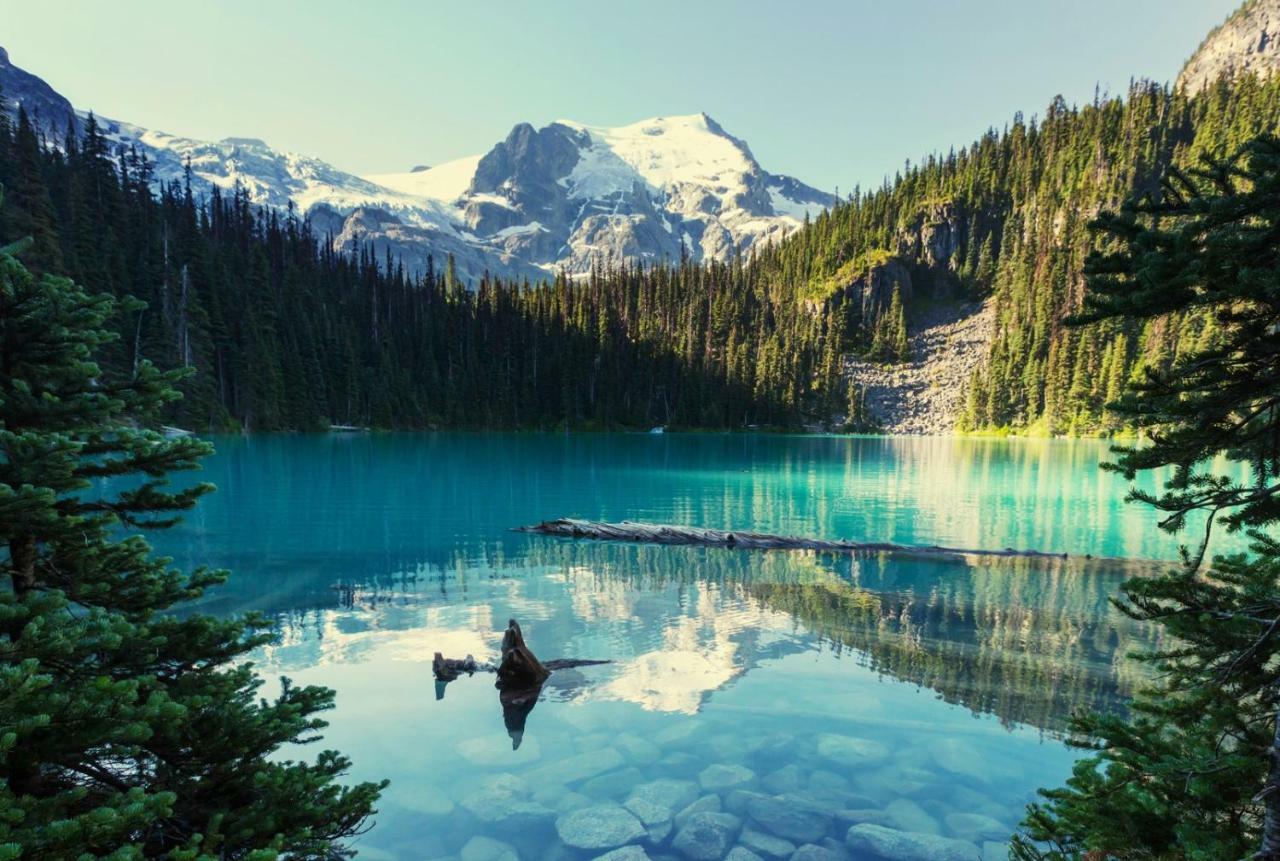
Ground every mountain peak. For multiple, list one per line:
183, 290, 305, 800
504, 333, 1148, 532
1179, 0, 1280, 94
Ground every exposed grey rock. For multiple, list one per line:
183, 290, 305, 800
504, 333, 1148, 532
0, 47, 79, 140
745, 795, 833, 844
739, 827, 796, 858
845, 824, 980, 861
555, 804, 647, 851
842, 300, 995, 435
814, 734, 890, 768
671, 811, 743, 860
1180, 0, 1280, 94
700, 764, 757, 793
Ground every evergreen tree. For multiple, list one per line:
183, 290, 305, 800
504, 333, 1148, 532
0, 192, 384, 858
1013, 136, 1280, 860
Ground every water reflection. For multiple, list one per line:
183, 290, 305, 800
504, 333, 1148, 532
255, 540, 1156, 735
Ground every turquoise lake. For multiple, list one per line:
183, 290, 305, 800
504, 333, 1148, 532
147, 433, 1224, 861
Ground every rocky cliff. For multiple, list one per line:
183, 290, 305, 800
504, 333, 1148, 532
1178, 0, 1280, 94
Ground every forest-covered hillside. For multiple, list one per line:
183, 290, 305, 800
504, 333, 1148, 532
767, 71, 1280, 434
0, 108, 843, 431
1, 66, 1277, 434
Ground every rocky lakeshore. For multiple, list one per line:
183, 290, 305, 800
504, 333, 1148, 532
366, 711, 1019, 861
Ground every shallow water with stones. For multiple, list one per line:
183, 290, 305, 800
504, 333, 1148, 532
139, 433, 1231, 860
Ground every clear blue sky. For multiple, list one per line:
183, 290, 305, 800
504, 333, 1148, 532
0, 0, 1241, 192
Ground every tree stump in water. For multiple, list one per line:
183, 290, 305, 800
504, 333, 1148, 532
496, 619, 550, 688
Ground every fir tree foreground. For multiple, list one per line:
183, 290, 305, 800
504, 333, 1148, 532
1012, 137, 1280, 859
0, 188, 384, 858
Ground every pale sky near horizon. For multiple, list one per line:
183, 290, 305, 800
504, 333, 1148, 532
0, 0, 1243, 193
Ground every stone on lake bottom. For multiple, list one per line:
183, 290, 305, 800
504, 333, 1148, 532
527, 748, 626, 786
594, 847, 652, 861
814, 734, 890, 768
944, 813, 1009, 843
671, 811, 743, 860
982, 841, 1011, 861
626, 778, 701, 815
884, 799, 941, 835
745, 795, 832, 844
675, 794, 723, 829
457, 734, 542, 766
845, 823, 980, 861
790, 843, 847, 861
459, 835, 519, 861
726, 849, 764, 861
555, 804, 647, 850
738, 827, 795, 858
699, 763, 757, 793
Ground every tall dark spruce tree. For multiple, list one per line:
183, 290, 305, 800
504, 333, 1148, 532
1013, 136, 1280, 860
0, 187, 384, 859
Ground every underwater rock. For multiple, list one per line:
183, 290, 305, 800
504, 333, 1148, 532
814, 734, 890, 768
745, 795, 832, 844
626, 779, 702, 816
459, 835, 520, 861
981, 840, 1011, 861
761, 765, 806, 795
583, 767, 647, 800
616, 732, 663, 765
927, 738, 991, 784
943, 813, 1009, 843
884, 799, 941, 835
457, 734, 542, 766
845, 824, 979, 861
674, 794, 723, 829
699, 764, 756, 793
790, 844, 847, 861
593, 847, 653, 861
671, 811, 743, 860
527, 747, 626, 786
555, 804, 647, 851
738, 827, 795, 858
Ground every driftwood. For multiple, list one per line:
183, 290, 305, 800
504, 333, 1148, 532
514, 517, 1077, 560
433, 619, 609, 750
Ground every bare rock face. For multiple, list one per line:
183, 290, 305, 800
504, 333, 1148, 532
0, 46, 79, 140
1179, 0, 1280, 95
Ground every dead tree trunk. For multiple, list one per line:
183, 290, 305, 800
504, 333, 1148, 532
514, 517, 1083, 561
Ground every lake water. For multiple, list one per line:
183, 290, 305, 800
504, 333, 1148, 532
149, 433, 1214, 861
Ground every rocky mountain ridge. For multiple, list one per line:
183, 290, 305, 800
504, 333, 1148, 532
0, 48, 832, 285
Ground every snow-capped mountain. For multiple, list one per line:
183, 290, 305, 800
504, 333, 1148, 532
2, 48, 832, 284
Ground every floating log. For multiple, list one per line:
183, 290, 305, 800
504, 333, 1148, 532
497, 619, 550, 688
514, 517, 1074, 561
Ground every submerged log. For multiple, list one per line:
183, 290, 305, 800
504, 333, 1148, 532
514, 517, 1074, 560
